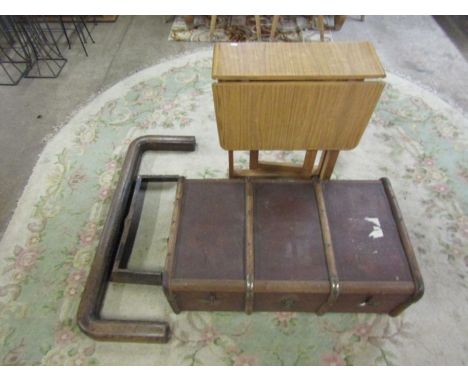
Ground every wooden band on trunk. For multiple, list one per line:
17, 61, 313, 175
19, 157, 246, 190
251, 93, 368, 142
313, 180, 340, 314
380, 178, 425, 316
163, 177, 185, 314
244, 178, 255, 314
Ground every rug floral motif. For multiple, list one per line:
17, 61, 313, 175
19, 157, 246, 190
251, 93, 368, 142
168, 15, 332, 42
0, 49, 467, 365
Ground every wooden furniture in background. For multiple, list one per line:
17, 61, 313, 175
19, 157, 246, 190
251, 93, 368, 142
270, 15, 280, 40
212, 42, 386, 179
334, 15, 347, 30
210, 16, 262, 40
270, 15, 334, 41
184, 15, 194, 28
255, 16, 261, 40
316, 15, 325, 41
209, 16, 217, 38
186, 16, 341, 41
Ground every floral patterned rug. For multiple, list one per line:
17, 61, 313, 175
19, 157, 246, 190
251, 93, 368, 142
0, 49, 467, 365
168, 15, 332, 42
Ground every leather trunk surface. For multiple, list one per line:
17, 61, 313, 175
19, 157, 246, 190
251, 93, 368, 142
165, 178, 420, 314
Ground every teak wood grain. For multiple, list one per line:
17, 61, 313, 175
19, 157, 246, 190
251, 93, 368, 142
212, 42, 386, 81
213, 81, 385, 150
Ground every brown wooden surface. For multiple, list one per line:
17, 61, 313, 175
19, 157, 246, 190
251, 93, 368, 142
212, 42, 386, 81
213, 81, 385, 150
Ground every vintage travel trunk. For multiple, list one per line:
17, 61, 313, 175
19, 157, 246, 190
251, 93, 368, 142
163, 177, 424, 316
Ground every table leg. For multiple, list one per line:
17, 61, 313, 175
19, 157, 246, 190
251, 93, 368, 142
229, 150, 235, 178
249, 150, 259, 169
302, 150, 318, 177
319, 150, 340, 180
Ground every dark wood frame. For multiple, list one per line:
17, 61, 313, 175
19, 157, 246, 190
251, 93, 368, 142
110, 174, 181, 286
77, 135, 196, 343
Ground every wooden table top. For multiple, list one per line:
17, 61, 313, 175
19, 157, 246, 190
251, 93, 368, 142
212, 41, 386, 81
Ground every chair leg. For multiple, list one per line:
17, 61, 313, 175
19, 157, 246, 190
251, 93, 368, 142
210, 16, 217, 38
255, 16, 261, 41
334, 15, 347, 31
270, 15, 279, 41
184, 16, 194, 29
228, 151, 235, 178
249, 150, 259, 170
302, 150, 318, 177
316, 16, 325, 42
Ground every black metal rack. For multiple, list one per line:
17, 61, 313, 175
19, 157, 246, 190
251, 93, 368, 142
0, 16, 95, 86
